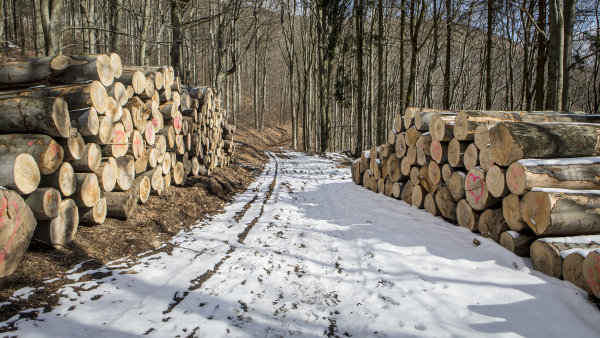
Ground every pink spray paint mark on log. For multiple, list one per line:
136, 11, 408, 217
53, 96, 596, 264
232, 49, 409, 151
466, 173, 484, 205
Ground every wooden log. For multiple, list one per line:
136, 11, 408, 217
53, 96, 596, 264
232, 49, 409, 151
415, 134, 432, 165
351, 160, 361, 185
134, 150, 149, 175
173, 162, 185, 185
0, 190, 37, 277
95, 157, 117, 192
73, 173, 100, 208
447, 138, 467, 168
448, 171, 466, 202
391, 181, 405, 199
403, 107, 415, 129
563, 251, 593, 293
428, 161, 441, 185
401, 181, 414, 204
500, 231, 536, 257
429, 139, 448, 164
388, 154, 406, 182
413, 109, 452, 131
107, 82, 128, 107
521, 189, 600, 236
404, 127, 422, 147
79, 197, 107, 225
435, 186, 457, 221
465, 167, 500, 211
387, 129, 398, 145
128, 130, 145, 159
370, 157, 382, 180
39, 162, 75, 197
105, 181, 140, 220
410, 166, 421, 186
360, 150, 370, 173
395, 133, 406, 157
33, 198, 78, 249
531, 238, 600, 278
418, 166, 437, 193
104, 96, 123, 123
136, 176, 151, 204
424, 193, 440, 216
404, 146, 417, 166
502, 194, 529, 232
479, 146, 495, 171
490, 122, 600, 167
0, 153, 40, 194
115, 156, 135, 191
0, 134, 63, 175
58, 133, 85, 162
478, 208, 510, 243
191, 156, 200, 176
392, 114, 404, 133
142, 167, 164, 195
429, 114, 456, 142
369, 175, 378, 192
411, 184, 427, 208
486, 165, 510, 198
161, 152, 172, 175
24, 187, 61, 221
119, 70, 146, 94
0, 96, 73, 138
144, 120, 156, 146
507, 157, 600, 196
71, 143, 101, 172
377, 178, 385, 194
70, 108, 99, 137
362, 171, 370, 188
163, 171, 172, 190
0, 54, 113, 88
583, 250, 600, 298
0, 81, 109, 114
456, 199, 480, 232
455, 110, 600, 142
84, 115, 113, 145
474, 124, 491, 150
109, 53, 122, 79
463, 143, 479, 171
441, 164, 453, 184
100, 122, 128, 158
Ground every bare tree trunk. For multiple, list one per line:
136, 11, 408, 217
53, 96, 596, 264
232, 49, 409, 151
40, 0, 64, 56
547, 0, 564, 110
110, 0, 123, 53
485, 0, 495, 110
138, 0, 152, 66
355, 0, 364, 155
376, 0, 385, 145
443, 0, 451, 109
535, 0, 547, 110
561, 0, 576, 111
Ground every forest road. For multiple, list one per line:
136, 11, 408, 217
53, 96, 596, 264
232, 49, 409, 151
2, 151, 600, 337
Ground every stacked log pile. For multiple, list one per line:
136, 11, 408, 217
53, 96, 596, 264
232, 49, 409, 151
351, 107, 600, 298
0, 53, 236, 277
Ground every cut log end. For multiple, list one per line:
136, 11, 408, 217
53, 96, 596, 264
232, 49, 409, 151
0, 190, 37, 277
583, 251, 600, 298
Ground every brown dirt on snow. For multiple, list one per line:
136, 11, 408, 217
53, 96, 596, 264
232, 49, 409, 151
0, 124, 291, 326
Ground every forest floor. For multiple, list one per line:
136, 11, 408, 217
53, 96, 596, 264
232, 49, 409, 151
2, 128, 600, 337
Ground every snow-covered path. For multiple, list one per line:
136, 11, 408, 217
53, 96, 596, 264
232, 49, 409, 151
3, 151, 600, 337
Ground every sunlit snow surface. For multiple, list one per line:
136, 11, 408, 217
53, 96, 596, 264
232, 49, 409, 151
3, 151, 600, 337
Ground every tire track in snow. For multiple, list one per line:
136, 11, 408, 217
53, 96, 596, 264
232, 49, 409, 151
161, 152, 280, 317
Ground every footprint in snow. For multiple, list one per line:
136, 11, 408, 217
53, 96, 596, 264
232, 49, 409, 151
414, 324, 426, 331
